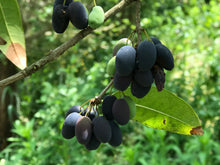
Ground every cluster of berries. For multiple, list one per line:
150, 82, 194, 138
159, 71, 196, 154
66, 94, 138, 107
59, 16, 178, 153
52, 0, 105, 33
107, 37, 174, 98
61, 95, 136, 150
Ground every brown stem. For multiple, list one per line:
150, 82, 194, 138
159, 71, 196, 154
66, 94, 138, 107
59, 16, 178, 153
136, 0, 141, 44
0, 0, 136, 88
93, 79, 114, 105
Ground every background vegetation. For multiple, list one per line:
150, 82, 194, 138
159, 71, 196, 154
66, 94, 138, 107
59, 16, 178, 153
0, 0, 220, 164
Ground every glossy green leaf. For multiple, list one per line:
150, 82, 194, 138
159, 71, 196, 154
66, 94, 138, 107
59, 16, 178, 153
0, 0, 26, 69
115, 87, 203, 135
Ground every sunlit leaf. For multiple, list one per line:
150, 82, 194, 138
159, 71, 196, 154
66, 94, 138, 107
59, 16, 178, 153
115, 87, 203, 135
0, 0, 26, 69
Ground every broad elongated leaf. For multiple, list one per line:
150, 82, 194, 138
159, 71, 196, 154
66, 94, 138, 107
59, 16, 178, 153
0, 0, 26, 69
115, 87, 203, 135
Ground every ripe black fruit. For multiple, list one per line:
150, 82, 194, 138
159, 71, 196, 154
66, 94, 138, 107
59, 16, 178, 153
134, 70, 153, 87
150, 36, 161, 45
68, 1, 88, 29
75, 116, 92, 145
112, 99, 130, 125
136, 40, 157, 71
131, 80, 151, 98
65, 105, 82, 118
155, 44, 174, 70
102, 95, 117, 120
113, 72, 132, 91
61, 112, 81, 139
52, 4, 69, 33
115, 46, 136, 76
108, 121, 122, 147
93, 116, 112, 143
85, 133, 101, 150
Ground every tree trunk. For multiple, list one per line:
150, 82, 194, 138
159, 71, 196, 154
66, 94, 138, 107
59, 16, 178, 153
0, 60, 17, 151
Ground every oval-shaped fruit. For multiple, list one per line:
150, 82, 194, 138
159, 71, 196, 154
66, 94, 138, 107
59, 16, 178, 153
113, 72, 132, 91
75, 116, 92, 145
85, 133, 101, 150
131, 80, 151, 98
134, 70, 153, 87
61, 112, 81, 139
108, 121, 122, 147
102, 95, 117, 120
93, 116, 112, 143
88, 6, 105, 29
116, 46, 136, 76
113, 38, 132, 56
155, 44, 174, 70
112, 99, 130, 125
65, 105, 82, 118
150, 36, 161, 45
136, 40, 157, 71
68, 1, 88, 29
123, 96, 136, 119
106, 56, 116, 77
52, 5, 69, 33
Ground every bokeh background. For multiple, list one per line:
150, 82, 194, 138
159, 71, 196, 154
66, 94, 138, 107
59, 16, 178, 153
0, 0, 220, 164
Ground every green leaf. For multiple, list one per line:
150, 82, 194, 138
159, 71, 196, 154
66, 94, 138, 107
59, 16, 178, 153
115, 87, 203, 135
0, 0, 26, 69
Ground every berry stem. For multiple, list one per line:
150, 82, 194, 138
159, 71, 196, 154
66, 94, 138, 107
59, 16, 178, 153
93, 0, 97, 6
94, 79, 114, 104
143, 29, 152, 42
136, 0, 141, 45
63, 0, 66, 6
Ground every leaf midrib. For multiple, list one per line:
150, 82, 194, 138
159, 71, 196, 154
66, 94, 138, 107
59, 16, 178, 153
135, 104, 196, 127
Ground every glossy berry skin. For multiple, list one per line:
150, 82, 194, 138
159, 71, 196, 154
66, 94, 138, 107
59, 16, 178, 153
136, 40, 157, 71
113, 72, 132, 91
108, 121, 122, 147
75, 116, 92, 145
115, 46, 136, 76
102, 95, 117, 120
85, 133, 101, 150
150, 36, 161, 45
155, 44, 174, 71
131, 80, 151, 98
68, 1, 88, 29
65, 105, 82, 118
134, 70, 153, 87
112, 99, 130, 125
52, 5, 69, 33
93, 116, 112, 143
61, 112, 81, 139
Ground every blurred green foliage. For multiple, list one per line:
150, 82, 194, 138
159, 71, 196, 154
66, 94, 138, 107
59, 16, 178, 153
1, 0, 220, 164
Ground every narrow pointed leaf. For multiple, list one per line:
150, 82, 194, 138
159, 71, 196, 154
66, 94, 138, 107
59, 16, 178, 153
115, 87, 203, 135
0, 0, 26, 69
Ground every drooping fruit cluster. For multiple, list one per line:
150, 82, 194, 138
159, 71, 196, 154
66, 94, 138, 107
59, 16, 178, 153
52, 0, 105, 33
61, 95, 136, 150
107, 36, 174, 98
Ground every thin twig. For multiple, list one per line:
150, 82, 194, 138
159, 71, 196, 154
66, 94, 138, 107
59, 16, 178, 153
136, 0, 141, 44
0, 0, 136, 88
